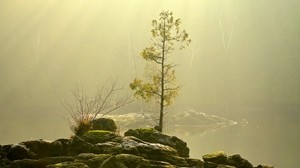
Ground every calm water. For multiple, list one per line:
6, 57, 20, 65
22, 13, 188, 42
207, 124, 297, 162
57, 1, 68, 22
187, 104, 300, 168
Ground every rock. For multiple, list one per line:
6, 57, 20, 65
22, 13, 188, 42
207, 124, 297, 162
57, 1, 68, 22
124, 128, 189, 157
0, 118, 273, 168
68, 136, 94, 156
7, 144, 30, 161
21, 139, 64, 159
0, 158, 11, 168
9, 156, 74, 168
202, 151, 228, 165
227, 154, 253, 168
78, 153, 176, 168
93, 141, 123, 154
1, 145, 11, 159
92, 135, 190, 167
99, 154, 145, 168
76, 153, 112, 168
91, 118, 117, 132
186, 158, 204, 167
203, 151, 256, 168
81, 130, 119, 144
203, 161, 236, 168
0, 145, 2, 158
46, 161, 89, 168
256, 165, 274, 168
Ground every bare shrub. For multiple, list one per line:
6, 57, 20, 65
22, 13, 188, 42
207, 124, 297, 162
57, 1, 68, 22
63, 81, 133, 136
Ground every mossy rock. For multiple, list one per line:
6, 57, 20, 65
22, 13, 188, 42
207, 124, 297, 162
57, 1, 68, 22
46, 162, 89, 168
91, 118, 117, 132
203, 151, 228, 165
136, 128, 157, 134
227, 154, 253, 168
9, 156, 75, 168
124, 128, 189, 157
81, 130, 119, 144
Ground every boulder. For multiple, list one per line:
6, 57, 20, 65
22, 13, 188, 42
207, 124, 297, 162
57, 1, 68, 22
202, 151, 228, 165
91, 118, 117, 132
76, 153, 112, 168
46, 161, 89, 168
203, 151, 255, 168
10, 156, 74, 168
203, 161, 236, 168
256, 165, 274, 168
186, 158, 204, 167
0, 117, 273, 168
7, 144, 30, 161
77, 153, 177, 168
124, 128, 189, 157
81, 130, 119, 144
92, 136, 191, 167
68, 136, 94, 156
0, 158, 11, 168
1, 145, 11, 159
227, 154, 253, 168
21, 139, 64, 159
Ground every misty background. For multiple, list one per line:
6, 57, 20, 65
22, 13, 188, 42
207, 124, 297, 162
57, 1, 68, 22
0, 0, 299, 167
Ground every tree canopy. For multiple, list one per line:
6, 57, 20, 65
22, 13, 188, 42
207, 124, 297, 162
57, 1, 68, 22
130, 11, 191, 132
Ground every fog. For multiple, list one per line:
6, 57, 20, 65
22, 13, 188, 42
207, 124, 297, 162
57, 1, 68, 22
0, 0, 299, 167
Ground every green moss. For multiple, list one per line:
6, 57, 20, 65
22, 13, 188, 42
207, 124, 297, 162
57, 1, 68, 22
47, 162, 89, 168
136, 128, 156, 134
202, 151, 228, 164
86, 130, 112, 135
203, 151, 227, 158
81, 130, 117, 144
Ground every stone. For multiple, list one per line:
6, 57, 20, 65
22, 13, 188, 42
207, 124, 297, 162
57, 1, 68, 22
1, 145, 11, 159
99, 154, 146, 168
81, 130, 119, 144
21, 139, 64, 159
46, 161, 89, 168
9, 156, 74, 168
203, 152, 257, 168
91, 118, 117, 132
256, 165, 274, 168
0, 118, 273, 168
186, 158, 204, 167
0, 158, 11, 168
227, 154, 253, 168
7, 144, 30, 161
68, 136, 94, 156
202, 151, 228, 165
203, 162, 236, 168
76, 153, 112, 168
124, 128, 189, 157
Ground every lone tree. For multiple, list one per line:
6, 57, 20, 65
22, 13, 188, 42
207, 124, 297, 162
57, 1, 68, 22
130, 11, 191, 132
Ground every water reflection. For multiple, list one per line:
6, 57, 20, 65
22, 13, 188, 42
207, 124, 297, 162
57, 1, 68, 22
106, 110, 237, 136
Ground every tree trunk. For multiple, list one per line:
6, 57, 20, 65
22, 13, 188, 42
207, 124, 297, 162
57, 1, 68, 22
159, 20, 166, 132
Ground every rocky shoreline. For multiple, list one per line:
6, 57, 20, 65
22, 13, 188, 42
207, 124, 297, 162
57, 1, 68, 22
0, 118, 273, 168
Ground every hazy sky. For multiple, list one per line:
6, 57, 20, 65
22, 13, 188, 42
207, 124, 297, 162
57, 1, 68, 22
0, 0, 299, 152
